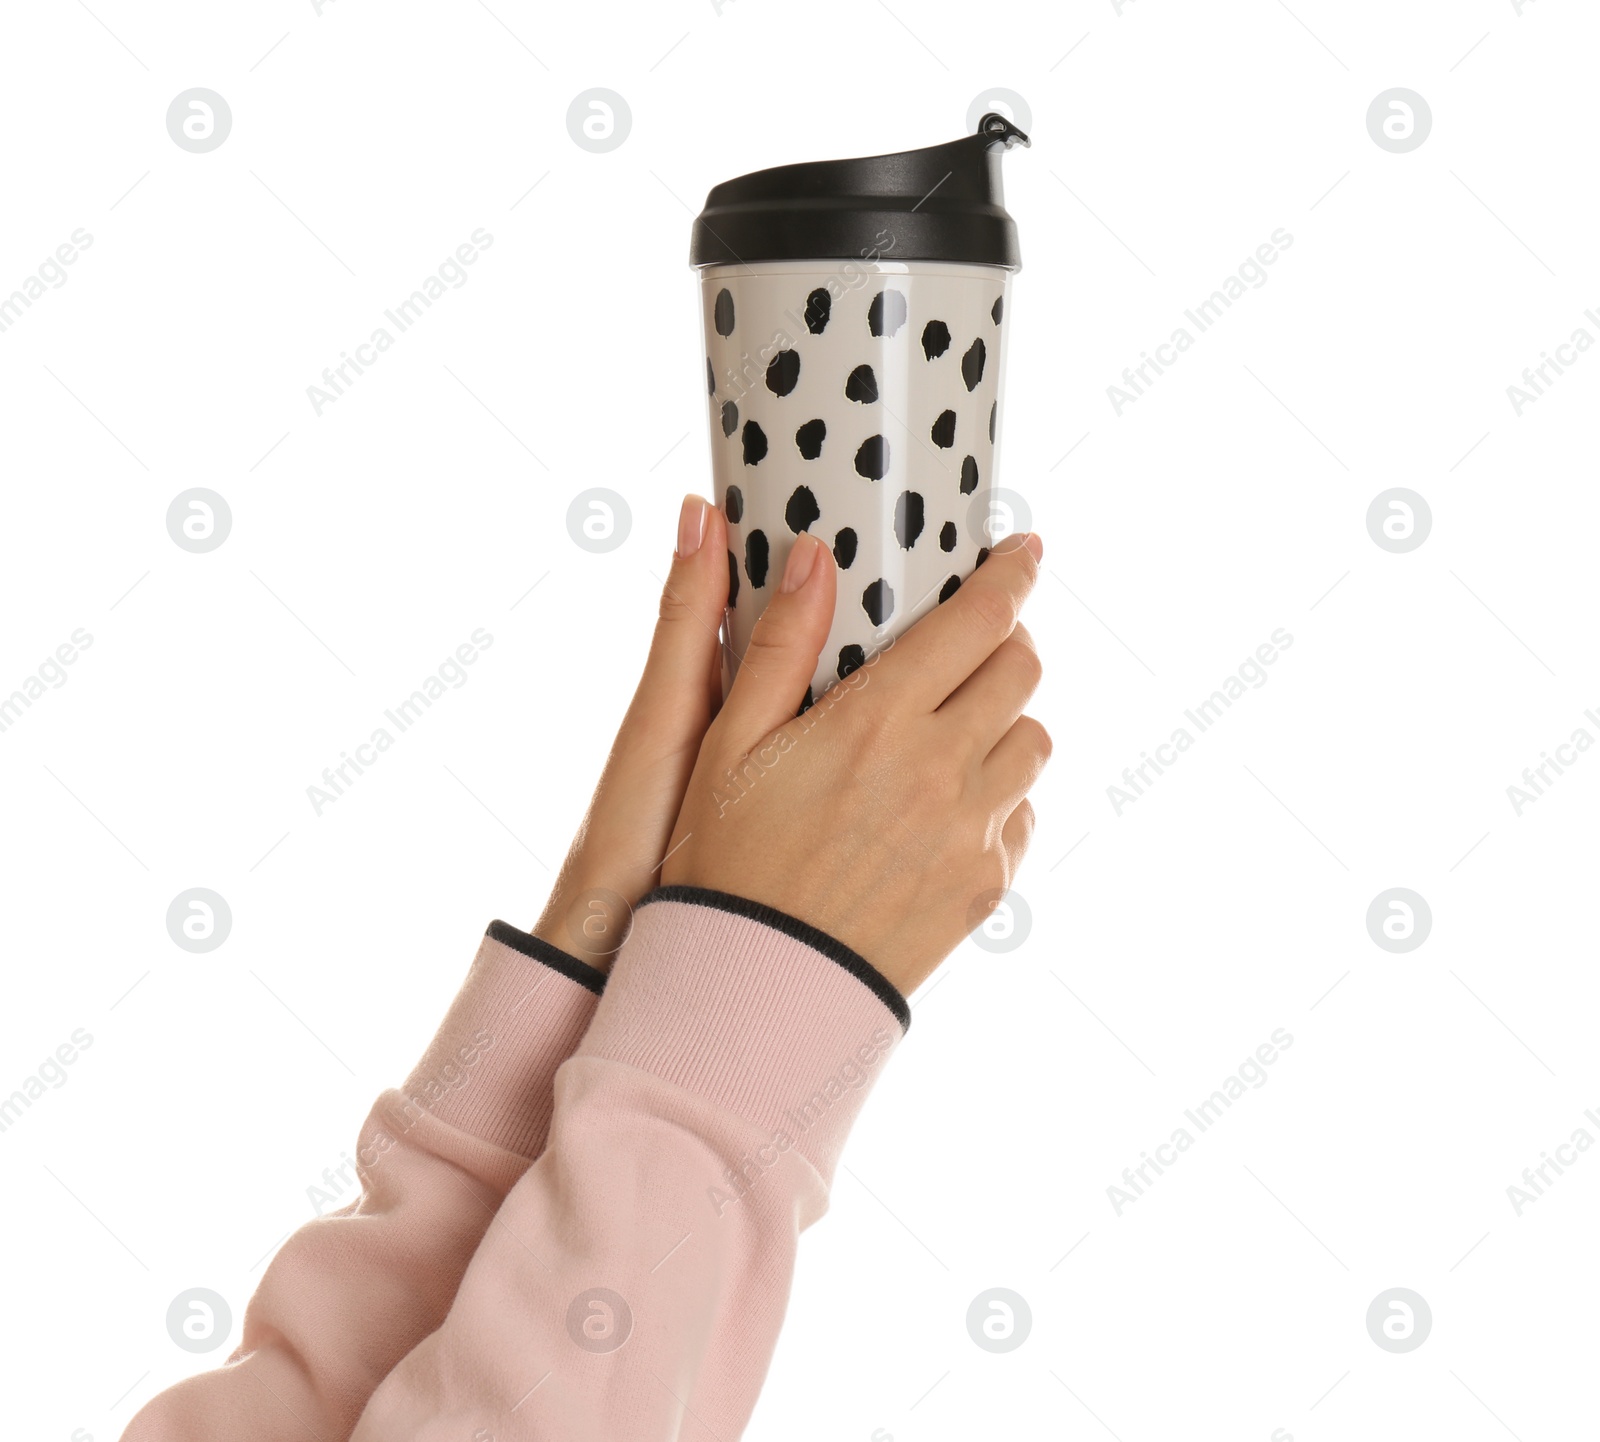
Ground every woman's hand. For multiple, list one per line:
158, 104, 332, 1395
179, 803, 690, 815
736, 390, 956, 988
661, 529, 1049, 997
531, 494, 729, 968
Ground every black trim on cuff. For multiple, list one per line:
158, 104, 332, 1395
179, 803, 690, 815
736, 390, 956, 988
638, 885, 911, 1033
486, 920, 607, 997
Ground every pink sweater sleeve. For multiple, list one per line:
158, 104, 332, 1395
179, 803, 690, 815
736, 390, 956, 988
348, 886, 908, 1440
121, 922, 605, 1442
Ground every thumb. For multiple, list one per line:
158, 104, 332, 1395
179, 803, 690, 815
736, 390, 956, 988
719, 530, 836, 747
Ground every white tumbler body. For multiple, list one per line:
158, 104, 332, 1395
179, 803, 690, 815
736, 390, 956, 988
699, 259, 1012, 705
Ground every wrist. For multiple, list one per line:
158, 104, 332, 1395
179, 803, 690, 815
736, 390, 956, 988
575, 886, 907, 1186
641, 883, 910, 1032
532, 882, 637, 974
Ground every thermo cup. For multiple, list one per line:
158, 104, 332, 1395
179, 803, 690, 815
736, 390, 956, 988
691, 113, 1030, 707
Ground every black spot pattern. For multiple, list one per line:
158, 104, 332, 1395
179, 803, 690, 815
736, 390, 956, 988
804, 288, 831, 335
745, 530, 770, 588
867, 289, 908, 338
766, 348, 800, 397
855, 434, 890, 480
845, 364, 878, 404
785, 485, 820, 534
962, 337, 986, 392
894, 491, 925, 550
708, 280, 1009, 696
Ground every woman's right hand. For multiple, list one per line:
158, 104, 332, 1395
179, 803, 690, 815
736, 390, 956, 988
660, 528, 1049, 998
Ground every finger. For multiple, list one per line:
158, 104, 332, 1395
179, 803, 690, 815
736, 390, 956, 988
554, 497, 730, 921
877, 532, 1043, 712
982, 714, 1053, 815
616, 494, 730, 758
718, 530, 837, 749
937, 621, 1042, 751
532, 497, 735, 961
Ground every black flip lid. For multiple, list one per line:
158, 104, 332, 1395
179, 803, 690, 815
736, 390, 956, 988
689, 112, 1031, 272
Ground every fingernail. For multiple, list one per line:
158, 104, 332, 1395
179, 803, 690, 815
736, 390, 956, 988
676, 494, 708, 558
1023, 532, 1044, 562
780, 533, 818, 593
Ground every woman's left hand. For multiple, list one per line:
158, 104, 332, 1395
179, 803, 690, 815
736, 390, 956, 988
530, 492, 730, 969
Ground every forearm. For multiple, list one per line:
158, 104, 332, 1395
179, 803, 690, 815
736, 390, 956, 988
350, 889, 906, 1440
121, 923, 604, 1442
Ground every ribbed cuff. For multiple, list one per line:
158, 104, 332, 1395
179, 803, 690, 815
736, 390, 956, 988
577, 892, 905, 1184
640, 885, 909, 1030
484, 919, 607, 995
400, 924, 605, 1160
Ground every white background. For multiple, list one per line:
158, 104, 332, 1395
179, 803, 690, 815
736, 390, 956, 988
2, 1, 1596, 1438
